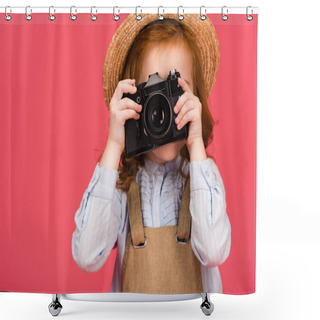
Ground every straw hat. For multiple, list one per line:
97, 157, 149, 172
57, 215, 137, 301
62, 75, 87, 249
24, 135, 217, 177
102, 13, 220, 108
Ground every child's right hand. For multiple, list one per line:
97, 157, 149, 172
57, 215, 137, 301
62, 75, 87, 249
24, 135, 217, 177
107, 79, 142, 152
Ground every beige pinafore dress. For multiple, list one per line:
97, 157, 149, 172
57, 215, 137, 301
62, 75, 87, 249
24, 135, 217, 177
121, 175, 204, 294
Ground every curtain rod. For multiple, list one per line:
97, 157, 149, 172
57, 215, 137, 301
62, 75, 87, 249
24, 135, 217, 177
0, 6, 259, 15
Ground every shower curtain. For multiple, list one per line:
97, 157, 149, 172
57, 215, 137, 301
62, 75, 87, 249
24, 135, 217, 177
0, 10, 258, 295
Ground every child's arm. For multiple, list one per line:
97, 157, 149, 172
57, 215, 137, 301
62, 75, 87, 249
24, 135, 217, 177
189, 157, 231, 269
72, 78, 141, 272
71, 158, 122, 273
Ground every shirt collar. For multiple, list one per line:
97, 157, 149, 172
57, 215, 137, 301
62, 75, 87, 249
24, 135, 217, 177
143, 154, 183, 176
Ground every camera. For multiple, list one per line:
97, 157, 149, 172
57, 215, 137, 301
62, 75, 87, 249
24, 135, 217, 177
122, 69, 189, 158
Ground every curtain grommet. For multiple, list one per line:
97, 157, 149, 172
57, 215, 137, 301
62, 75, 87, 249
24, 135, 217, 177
5, 6, 12, 21
25, 6, 32, 21
135, 6, 142, 21
48, 6, 56, 21
70, 6, 77, 21
90, 6, 97, 21
246, 6, 253, 21
113, 6, 120, 21
177, 6, 184, 20
200, 6, 207, 20
158, 6, 164, 20
221, 6, 228, 21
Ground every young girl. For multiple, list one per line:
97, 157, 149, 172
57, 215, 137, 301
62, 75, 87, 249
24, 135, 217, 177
72, 14, 231, 294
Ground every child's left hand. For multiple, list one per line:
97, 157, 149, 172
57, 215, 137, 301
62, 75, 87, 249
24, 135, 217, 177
174, 77, 203, 149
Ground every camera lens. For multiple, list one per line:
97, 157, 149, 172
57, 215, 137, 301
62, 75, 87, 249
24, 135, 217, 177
151, 106, 164, 127
144, 93, 171, 139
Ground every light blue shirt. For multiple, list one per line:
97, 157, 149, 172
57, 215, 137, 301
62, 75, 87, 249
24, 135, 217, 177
72, 154, 231, 293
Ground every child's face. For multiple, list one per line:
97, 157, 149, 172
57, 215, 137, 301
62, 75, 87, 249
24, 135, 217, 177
139, 42, 193, 164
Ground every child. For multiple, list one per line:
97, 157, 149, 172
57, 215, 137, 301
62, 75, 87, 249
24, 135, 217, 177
72, 14, 231, 294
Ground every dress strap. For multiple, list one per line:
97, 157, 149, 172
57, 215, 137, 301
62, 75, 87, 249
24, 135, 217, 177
176, 175, 192, 242
126, 179, 146, 247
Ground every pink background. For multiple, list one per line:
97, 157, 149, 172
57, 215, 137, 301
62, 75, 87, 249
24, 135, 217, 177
0, 13, 257, 294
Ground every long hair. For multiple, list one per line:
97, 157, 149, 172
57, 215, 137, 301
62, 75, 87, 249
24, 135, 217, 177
111, 18, 216, 192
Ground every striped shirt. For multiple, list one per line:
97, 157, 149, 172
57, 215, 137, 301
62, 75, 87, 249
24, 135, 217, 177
72, 154, 231, 293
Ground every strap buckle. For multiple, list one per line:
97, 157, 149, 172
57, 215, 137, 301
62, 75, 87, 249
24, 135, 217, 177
176, 233, 189, 245
132, 237, 147, 249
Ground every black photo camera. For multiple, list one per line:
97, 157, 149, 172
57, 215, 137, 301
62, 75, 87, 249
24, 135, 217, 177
122, 69, 189, 158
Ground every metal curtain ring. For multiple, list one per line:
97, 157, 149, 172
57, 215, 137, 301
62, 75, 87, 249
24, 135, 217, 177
246, 6, 253, 21
90, 6, 97, 21
5, 6, 12, 21
177, 6, 184, 20
113, 6, 120, 21
49, 6, 56, 21
25, 6, 32, 21
70, 6, 77, 21
132, 237, 147, 249
221, 6, 228, 21
200, 6, 207, 20
176, 234, 189, 245
135, 6, 142, 20
158, 6, 164, 20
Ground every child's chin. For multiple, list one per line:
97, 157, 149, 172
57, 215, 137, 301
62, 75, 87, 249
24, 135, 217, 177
152, 141, 184, 162
156, 153, 177, 163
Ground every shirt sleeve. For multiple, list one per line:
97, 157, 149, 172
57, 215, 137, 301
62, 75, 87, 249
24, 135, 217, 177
189, 157, 231, 268
71, 162, 122, 273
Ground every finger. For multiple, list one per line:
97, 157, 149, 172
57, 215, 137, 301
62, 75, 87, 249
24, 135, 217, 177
111, 79, 137, 103
175, 99, 195, 125
120, 108, 140, 123
174, 91, 193, 115
178, 77, 192, 93
177, 109, 194, 130
118, 97, 142, 113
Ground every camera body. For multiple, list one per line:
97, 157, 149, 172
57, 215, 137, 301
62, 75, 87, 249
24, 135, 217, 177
123, 69, 189, 158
